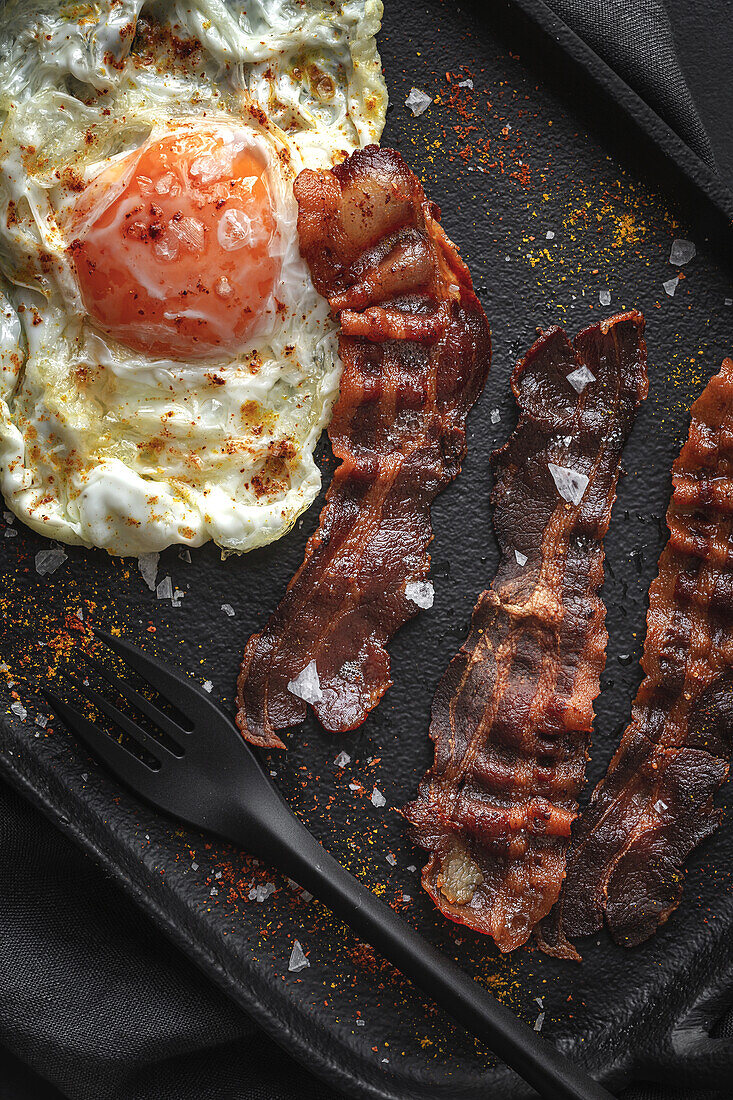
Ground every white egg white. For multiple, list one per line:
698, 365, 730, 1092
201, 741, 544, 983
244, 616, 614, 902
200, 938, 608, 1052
0, 0, 387, 555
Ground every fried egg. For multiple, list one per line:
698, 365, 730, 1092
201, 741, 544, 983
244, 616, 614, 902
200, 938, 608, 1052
0, 0, 386, 555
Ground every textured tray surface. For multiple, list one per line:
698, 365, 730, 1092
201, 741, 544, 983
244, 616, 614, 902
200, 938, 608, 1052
2, 3, 733, 1097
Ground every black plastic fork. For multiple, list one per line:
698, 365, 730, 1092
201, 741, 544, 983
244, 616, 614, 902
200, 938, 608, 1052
44, 631, 614, 1100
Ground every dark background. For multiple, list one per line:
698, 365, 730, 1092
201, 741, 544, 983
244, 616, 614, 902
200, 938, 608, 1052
2, 2, 733, 1098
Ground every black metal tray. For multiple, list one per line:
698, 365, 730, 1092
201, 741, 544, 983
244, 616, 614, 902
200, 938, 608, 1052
2, 2, 733, 1097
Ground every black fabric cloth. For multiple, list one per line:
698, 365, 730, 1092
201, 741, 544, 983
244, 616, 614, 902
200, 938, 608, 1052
1, 3, 730, 1100
665, 0, 733, 192
542, 0, 717, 169
0, 780, 342, 1100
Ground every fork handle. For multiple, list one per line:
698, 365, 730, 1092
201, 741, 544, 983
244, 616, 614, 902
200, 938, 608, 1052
238, 803, 614, 1100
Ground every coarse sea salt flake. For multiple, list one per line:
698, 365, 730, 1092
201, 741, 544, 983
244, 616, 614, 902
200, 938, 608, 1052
249, 882, 276, 902
287, 660, 323, 704
202, 680, 213, 693
155, 172, 174, 195
334, 750, 351, 768
654, 799, 668, 814
35, 714, 48, 728
218, 208, 255, 251
288, 940, 310, 972
515, 549, 528, 566
356, 1019, 365, 1027
171, 214, 204, 253
10, 700, 26, 720
670, 238, 696, 266
405, 580, 434, 609
458, 78, 474, 88
490, 407, 501, 424
156, 576, 173, 600
154, 236, 178, 262
405, 87, 432, 116
534, 1012, 545, 1032
546, 230, 555, 240
371, 787, 386, 808
179, 548, 191, 563
548, 462, 589, 506
663, 277, 679, 297
35, 545, 67, 576
138, 552, 159, 591
566, 365, 596, 393
599, 289, 611, 306
221, 603, 235, 617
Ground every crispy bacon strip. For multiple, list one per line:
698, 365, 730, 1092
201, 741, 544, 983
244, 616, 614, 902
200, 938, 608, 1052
405, 312, 648, 952
236, 146, 491, 749
540, 359, 733, 957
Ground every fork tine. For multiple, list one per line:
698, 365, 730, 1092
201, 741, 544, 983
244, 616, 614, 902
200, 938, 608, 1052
43, 688, 162, 797
76, 650, 191, 740
61, 668, 182, 760
93, 630, 212, 719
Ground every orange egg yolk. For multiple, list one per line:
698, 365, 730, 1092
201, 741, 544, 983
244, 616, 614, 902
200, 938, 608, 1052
71, 126, 280, 359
